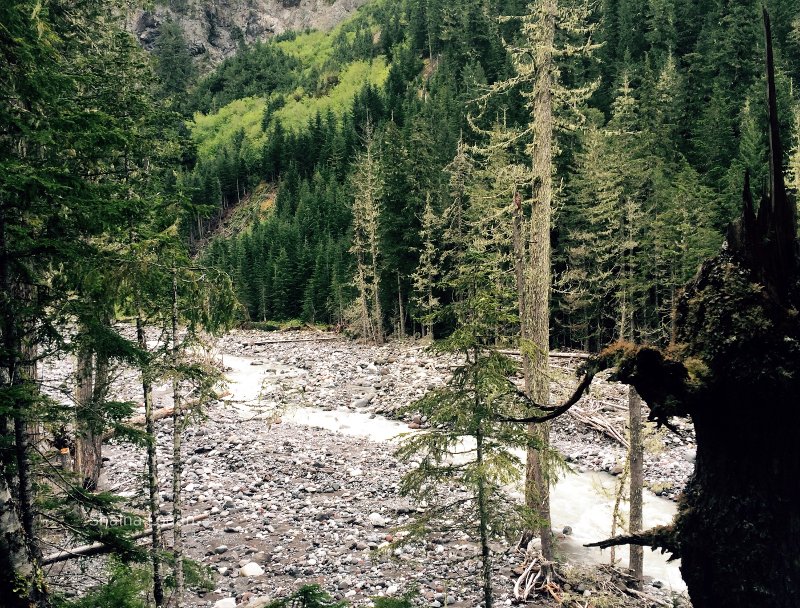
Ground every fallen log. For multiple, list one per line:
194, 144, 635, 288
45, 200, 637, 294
248, 336, 344, 346
101, 399, 201, 442
497, 349, 591, 360
569, 406, 629, 449
41, 513, 210, 565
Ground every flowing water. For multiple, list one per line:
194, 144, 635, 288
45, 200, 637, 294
222, 353, 686, 592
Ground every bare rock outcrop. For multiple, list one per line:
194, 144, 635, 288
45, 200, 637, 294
128, 0, 371, 69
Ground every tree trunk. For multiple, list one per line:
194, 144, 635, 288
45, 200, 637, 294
370, 243, 383, 346
675, 15, 799, 605
677, 400, 800, 607
520, 0, 556, 563
397, 273, 406, 338
588, 17, 800, 598
136, 312, 165, 607
476, 426, 493, 608
73, 345, 92, 481
170, 271, 184, 607
89, 349, 110, 487
0, 472, 45, 608
628, 386, 643, 588
74, 341, 105, 491
17, 284, 40, 560
0, 215, 46, 606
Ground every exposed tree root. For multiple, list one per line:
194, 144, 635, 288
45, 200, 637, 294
513, 547, 565, 603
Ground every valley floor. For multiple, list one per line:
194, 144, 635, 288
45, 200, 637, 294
44, 329, 693, 607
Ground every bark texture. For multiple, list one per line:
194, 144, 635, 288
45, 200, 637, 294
137, 313, 165, 607
0, 472, 44, 607
74, 342, 106, 491
521, 0, 556, 561
0, 217, 46, 606
628, 386, 643, 588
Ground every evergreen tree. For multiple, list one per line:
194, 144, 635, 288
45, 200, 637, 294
153, 20, 196, 108
485, 0, 600, 578
789, 103, 800, 199
410, 194, 440, 337
397, 205, 536, 608
349, 123, 384, 344
441, 136, 473, 274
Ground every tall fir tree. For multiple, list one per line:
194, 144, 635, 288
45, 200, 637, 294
482, 0, 600, 578
349, 122, 384, 344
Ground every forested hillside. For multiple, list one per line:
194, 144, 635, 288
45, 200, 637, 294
181, 0, 800, 349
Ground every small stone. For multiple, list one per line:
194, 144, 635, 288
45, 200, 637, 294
214, 599, 236, 608
562, 526, 573, 536
352, 396, 374, 408
368, 512, 386, 527
215, 545, 228, 554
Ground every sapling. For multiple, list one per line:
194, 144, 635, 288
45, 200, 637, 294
395, 331, 543, 608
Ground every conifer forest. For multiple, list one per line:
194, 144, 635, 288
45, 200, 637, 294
2, 1, 799, 607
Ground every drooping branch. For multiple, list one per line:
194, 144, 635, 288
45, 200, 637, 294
497, 342, 695, 429
499, 372, 596, 423
584, 524, 680, 560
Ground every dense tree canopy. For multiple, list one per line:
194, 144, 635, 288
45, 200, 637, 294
196, 0, 798, 349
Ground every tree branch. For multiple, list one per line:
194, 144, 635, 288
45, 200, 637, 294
584, 525, 680, 560
499, 372, 595, 423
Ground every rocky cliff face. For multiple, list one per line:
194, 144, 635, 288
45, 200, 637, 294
129, 0, 371, 68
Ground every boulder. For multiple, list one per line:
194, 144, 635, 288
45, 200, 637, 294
239, 561, 265, 577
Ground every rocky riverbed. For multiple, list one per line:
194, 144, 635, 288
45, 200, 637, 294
45, 329, 693, 607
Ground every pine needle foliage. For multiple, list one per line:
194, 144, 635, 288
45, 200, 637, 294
371, 590, 417, 608
395, 337, 541, 608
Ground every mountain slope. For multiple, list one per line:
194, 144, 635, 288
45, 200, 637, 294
129, 0, 371, 69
